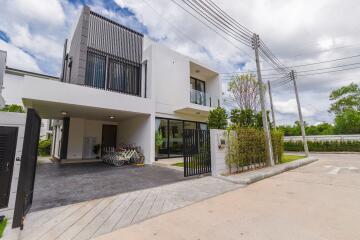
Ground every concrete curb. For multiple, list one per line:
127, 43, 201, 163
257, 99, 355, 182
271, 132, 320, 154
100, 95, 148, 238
215, 157, 318, 185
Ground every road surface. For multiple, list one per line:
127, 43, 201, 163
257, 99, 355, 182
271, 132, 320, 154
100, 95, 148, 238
96, 154, 360, 240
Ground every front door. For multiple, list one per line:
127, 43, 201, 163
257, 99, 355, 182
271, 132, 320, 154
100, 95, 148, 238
0, 127, 18, 209
102, 125, 117, 151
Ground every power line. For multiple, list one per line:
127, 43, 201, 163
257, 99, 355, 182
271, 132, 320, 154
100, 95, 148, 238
220, 53, 360, 75
172, 0, 289, 78
169, 0, 255, 60
183, 0, 252, 46
297, 65, 360, 77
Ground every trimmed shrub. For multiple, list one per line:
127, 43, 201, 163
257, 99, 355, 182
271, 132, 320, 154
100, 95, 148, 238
284, 140, 360, 152
38, 139, 52, 156
225, 127, 284, 173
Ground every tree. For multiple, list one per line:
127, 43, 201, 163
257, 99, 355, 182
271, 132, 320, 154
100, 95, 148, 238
329, 83, 360, 115
0, 104, 25, 113
334, 109, 360, 134
208, 107, 228, 129
230, 109, 256, 127
228, 74, 262, 112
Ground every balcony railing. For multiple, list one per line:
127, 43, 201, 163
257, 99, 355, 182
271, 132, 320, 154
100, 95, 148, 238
190, 89, 219, 107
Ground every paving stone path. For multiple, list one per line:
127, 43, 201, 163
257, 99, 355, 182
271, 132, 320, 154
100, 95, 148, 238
17, 177, 240, 240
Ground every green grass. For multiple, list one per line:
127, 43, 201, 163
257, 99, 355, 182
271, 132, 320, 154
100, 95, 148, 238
0, 218, 7, 238
280, 154, 305, 164
172, 162, 184, 167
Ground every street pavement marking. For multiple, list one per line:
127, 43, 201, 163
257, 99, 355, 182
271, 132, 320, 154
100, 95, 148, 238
325, 165, 358, 175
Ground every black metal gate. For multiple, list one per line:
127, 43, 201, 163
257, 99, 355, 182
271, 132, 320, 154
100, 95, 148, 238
13, 109, 41, 229
0, 127, 18, 209
183, 129, 211, 177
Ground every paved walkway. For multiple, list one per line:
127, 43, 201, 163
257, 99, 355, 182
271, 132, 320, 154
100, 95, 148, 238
96, 154, 360, 240
16, 177, 239, 240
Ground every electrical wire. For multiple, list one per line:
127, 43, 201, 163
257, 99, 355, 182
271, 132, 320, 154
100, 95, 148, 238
169, 0, 255, 60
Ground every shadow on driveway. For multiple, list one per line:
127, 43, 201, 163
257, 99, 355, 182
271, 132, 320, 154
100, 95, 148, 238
32, 162, 185, 212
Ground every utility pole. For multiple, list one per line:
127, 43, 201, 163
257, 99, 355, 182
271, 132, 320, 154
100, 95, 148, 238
267, 81, 276, 128
290, 70, 309, 157
252, 33, 275, 166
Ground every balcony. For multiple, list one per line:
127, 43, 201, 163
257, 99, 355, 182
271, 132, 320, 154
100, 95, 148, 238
190, 89, 219, 107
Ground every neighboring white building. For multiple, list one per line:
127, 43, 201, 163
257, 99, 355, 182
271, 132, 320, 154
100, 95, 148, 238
10, 6, 222, 164
1, 65, 55, 140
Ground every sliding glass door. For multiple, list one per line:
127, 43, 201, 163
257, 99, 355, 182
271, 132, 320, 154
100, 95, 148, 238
155, 118, 207, 159
155, 118, 169, 159
169, 120, 183, 157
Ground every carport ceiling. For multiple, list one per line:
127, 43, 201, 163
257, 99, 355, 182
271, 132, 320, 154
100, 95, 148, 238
23, 99, 146, 121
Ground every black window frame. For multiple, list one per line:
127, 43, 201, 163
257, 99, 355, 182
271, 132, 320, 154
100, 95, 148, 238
190, 77, 207, 106
85, 48, 142, 97
155, 117, 208, 160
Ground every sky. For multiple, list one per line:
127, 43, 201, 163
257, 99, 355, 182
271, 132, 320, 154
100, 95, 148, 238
0, 0, 360, 125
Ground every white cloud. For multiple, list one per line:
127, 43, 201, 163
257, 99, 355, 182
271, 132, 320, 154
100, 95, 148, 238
0, 39, 41, 72
9, 25, 63, 60
7, 0, 65, 26
274, 98, 316, 117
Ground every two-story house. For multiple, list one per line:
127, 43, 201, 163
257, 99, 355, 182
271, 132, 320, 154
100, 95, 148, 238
21, 6, 221, 164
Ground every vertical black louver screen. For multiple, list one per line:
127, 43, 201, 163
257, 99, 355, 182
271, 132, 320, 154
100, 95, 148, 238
85, 51, 106, 89
84, 12, 143, 96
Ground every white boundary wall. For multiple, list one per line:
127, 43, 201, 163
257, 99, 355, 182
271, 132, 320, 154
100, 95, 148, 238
284, 134, 360, 142
0, 112, 26, 220
210, 129, 229, 176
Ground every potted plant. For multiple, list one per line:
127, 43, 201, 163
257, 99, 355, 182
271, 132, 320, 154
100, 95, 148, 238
93, 144, 101, 159
155, 131, 164, 155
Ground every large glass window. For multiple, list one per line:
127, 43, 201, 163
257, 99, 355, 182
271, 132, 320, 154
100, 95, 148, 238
184, 121, 196, 130
85, 51, 106, 89
108, 59, 141, 96
155, 118, 168, 159
190, 77, 206, 105
198, 123, 208, 130
85, 50, 141, 96
155, 118, 207, 159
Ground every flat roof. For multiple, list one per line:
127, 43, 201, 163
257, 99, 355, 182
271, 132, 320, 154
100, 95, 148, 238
5, 67, 59, 80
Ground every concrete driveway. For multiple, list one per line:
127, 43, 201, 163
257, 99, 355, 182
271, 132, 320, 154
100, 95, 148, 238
96, 154, 360, 240
32, 162, 185, 211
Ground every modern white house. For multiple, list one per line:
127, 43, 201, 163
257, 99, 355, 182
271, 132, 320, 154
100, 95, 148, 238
18, 6, 221, 165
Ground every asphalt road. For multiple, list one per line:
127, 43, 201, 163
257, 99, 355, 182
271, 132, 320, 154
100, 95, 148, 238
96, 154, 360, 240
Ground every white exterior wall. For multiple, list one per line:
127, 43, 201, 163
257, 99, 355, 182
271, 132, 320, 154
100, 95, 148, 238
67, 118, 85, 159
144, 42, 221, 121
2, 73, 24, 105
117, 114, 154, 164
0, 112, 26, 220
146, 44, 190, 115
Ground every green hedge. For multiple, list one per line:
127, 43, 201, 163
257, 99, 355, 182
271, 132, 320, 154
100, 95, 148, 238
38, 139, 52, 156
225, 127, 284, 173
284, 140, 360, 152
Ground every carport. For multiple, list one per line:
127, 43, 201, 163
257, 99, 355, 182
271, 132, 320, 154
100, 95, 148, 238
32, 162, 185, 212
